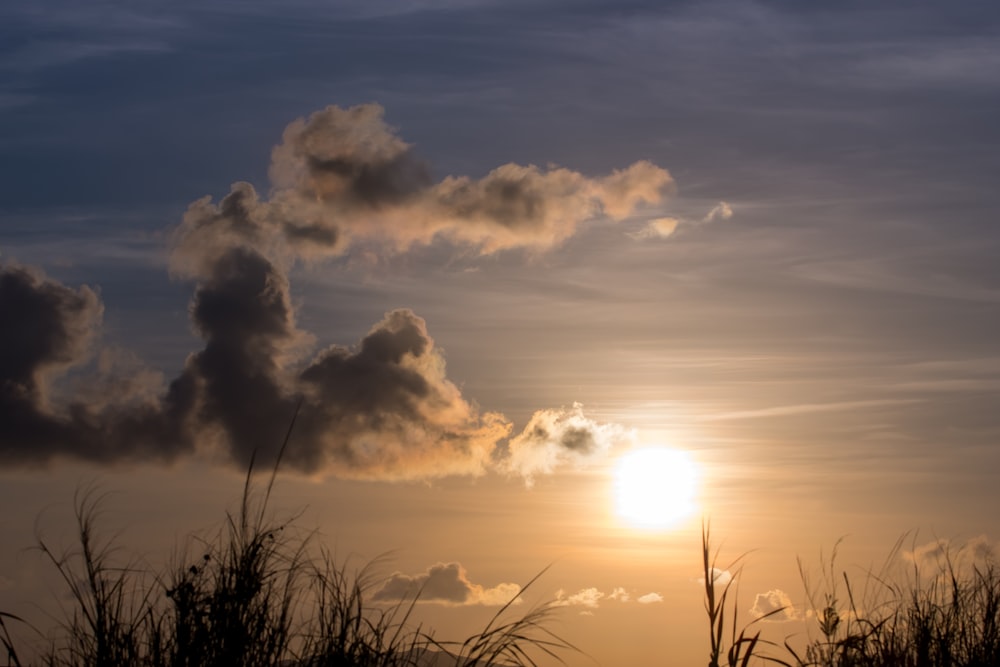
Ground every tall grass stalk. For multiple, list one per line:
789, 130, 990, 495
702, 522, 789, 667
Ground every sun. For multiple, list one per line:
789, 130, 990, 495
613, 448, 698, 529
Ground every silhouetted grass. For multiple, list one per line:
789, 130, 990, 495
1, 426, 576, 667
701, 522, 789, 667
785, 534, 1000, 667
702, 526, 1000, 667
6, 451, 999, 667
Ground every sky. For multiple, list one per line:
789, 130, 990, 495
1, 1, 1000, 664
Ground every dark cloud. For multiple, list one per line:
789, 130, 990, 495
0, 254, 507, 476
0, 103, 654, 478
0, 264, 101, 402
372, 562, 520, 606
271, 103, 432, 209
253, 103, 671, 257
0, 264, 102, 464
0, 263, 189, 465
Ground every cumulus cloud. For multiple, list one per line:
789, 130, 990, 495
255, 103, 672, 257
0, 259, 509, 477
0, 264, 178, 466
548, 586, 666, 610
750, 589, 797, 621
371, 562, 520, 606
0, 103, 665, 477
553, 587, 604, 609
0, 264, 102, 406
504, 403, 634, 485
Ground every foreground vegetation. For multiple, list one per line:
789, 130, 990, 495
4, 471, 1000, 666
0, 450, 574, 667
703, 524, 1000, 667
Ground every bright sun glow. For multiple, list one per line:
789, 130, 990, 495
614, 448, 698, 529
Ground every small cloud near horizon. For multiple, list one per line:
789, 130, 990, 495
608, 587, 630, 602
372, 562, 520, 606
750, 589, 797, 621
553, 587, 604, 609
552, 586, 663, 610
903, 535, 995, 570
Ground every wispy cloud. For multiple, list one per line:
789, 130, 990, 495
701, 399, 920, 422
702, 201, 733, 223
904, 535, 996, 569
631, 201, 731, 241
628, 217, 679, 240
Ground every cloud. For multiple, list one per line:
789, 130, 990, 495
0, 263, 156, 465
372, 562, 520, 606
903, 535, 996, 570
702, 201, 733, 223
698, 568, 733, 587
551, 587, 664, 608
503, 403, 634, 485
0, 103, 665, 478
0, 264, 102, 404
553, 587, 604, 609
629, 217, 680, 240
256, 103, 672, 257
630, 201, 730, 242
750, 589, 797, 621
608, 587, 630, 602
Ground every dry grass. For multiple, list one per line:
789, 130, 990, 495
701, 527, 1000, 667
786, 534, 1000, 667
4, 431, 998, 667
701, 522, 790, 667
1, 432, 576, 667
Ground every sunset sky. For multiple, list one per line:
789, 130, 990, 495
2, 2, 1000, 665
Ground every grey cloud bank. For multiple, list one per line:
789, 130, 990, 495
0, 104, 664, 479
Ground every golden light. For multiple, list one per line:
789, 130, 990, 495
613, 448, 698, 529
